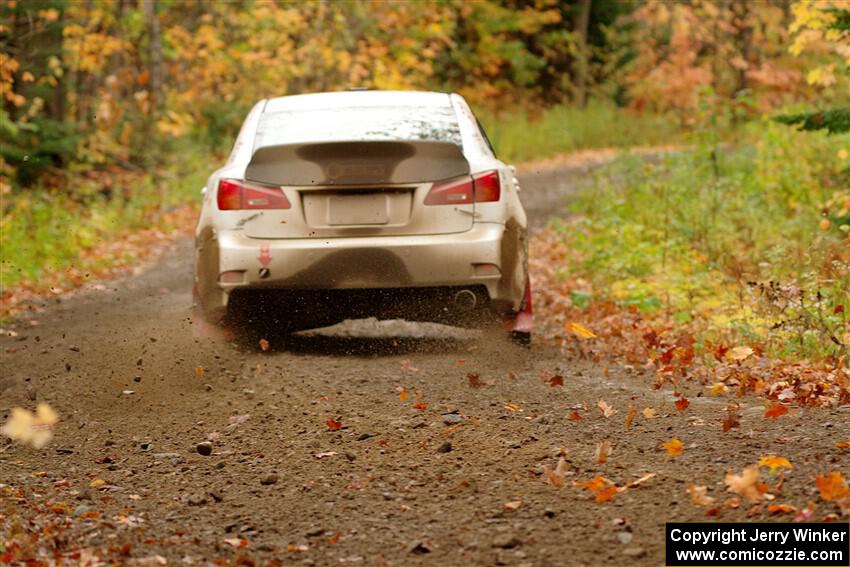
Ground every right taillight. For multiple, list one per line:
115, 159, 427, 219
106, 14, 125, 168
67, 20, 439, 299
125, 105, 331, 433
424, 170, 500, 206
216, 179, 291, 210
473, 170, 500, 202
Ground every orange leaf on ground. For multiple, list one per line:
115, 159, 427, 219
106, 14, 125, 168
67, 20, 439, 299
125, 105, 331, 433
467, 372, 483, 388
709, 382, 728, 396
413, 402, 428, 410
595, 440, 612, 464
195, 366, 204, 378
258, 338, 269, 351
688, 484, 716, 507
326, 418, 343, 431
725, 466, 764, 502
597, 399, 616, 418
764, 403, 788, 419
575, 476, 617, 502
624, 404, 637, 430
595, 486, 618, 503
675, 397, 690, 411
727, 346, 753, 361
625, 473, 656, 489
543, 371, 564, 387
543, 457, 569, 490
503, 403, 521, 412
397, 387, 408, 402
758, 455, 792, 475
504, 500, 522, 510
767, 504, 797, 515
723, 403, 741, 432
566, 322, 596, 339
815, 471, 849, 502
568, 410, 583, 421
662, 438, 684, 457
833, 440, 849, 449
642, 407, 658, 419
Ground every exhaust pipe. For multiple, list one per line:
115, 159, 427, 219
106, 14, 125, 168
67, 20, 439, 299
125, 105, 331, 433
452, 289, 477, 312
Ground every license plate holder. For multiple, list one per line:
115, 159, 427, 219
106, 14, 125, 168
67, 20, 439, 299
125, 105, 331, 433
327, 193, 389, 225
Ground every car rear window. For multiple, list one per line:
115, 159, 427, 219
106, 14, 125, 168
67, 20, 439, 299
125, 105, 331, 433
254, 105, 462, 149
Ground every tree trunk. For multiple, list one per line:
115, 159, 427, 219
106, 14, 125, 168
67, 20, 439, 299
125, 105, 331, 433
142, 0, 164, 118
572, 0, 592, 108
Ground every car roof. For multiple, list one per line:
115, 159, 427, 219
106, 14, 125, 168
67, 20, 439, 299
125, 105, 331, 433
263, 90, 453, 113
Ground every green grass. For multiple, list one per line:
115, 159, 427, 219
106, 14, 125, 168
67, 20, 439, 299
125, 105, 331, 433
478, 100, 685, 163
0, 140, 215, 292
557, 120, 850, 361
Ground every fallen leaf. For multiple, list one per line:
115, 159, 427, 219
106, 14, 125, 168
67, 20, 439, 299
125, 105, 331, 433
595, 440, 612, 464
566, 322, 596, 339
758, 455, 792, 475
595, 486, 619, 502
725, 466, 763, 502
413, 402, 428, 410
575, 476, 617, 502
327, 532, 341, 545
688, 484, 716, 507
397, 387, 408, 402
258, 338, 269, 351
768, 504, 797, 515
503, 403, 521, 412
815, 471, 849, 501
543, 456, 569, 490
326, 418, 343, 431
195, 366, 205, 378
597, 399, 615, 418
709, 382, 728, 396
624, 404, 637, 430
543, 371, 564, 387
722, 403, 741, 432
625, 473, 656, 489
503, 500, 522, 510
223, 538, 249, 549
662, 438, 684, 457
835, 441, 850, 449
89, 478, 106, 489
467, 372, 483, 388
286, 543, 308, 552
642, 407, 658, 419
568, 410, 583, 422
764, 403, 788, 419
727, 346, 753, 361
675, 397, 690, 412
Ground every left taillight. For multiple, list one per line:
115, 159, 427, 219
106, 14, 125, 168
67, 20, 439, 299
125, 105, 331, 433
216, 179, 291, 210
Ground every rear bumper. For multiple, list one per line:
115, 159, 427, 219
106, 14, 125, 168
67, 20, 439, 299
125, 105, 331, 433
198, 223, 516, 320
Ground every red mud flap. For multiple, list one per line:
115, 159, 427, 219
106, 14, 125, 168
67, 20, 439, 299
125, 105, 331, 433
504, 279, 533, 343
192, 284, 236, 340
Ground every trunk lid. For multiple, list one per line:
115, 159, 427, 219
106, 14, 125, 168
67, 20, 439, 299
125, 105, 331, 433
241, 140, 474, 239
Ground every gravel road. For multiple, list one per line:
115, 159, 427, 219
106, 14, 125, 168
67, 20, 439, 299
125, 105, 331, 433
1, 157, 847, 566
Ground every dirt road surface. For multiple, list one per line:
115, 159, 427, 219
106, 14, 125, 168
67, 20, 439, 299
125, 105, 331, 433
2, 158, 848, 566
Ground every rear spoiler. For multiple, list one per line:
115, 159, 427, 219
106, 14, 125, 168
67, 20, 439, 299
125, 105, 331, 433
245, 140, 469, 186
